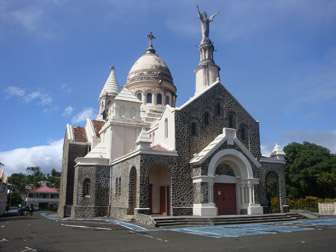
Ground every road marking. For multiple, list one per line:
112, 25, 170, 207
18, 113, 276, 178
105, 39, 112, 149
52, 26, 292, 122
20, 247, 37, 252
63, 220, 112, 225
61, 223, 112, 231
129, 231, 168, 243
0, 238, 9, 242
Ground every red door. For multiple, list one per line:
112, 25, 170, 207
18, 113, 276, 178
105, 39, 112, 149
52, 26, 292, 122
149, 184, 152, 213
214, 183, 236, 215
160, 186, 170, 215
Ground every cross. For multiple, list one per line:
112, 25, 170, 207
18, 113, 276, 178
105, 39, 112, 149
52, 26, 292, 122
146, 32, 156, 48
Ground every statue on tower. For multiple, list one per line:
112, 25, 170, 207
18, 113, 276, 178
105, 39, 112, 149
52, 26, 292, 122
197, 5, 219, 43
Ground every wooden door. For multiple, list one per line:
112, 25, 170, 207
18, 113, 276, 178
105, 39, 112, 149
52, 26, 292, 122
159, 186, 170, 215
149, 184, 152, 214
214, 183, 236, 215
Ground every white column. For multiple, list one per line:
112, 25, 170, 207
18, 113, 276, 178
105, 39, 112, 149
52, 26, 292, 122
208, 182, 214, 204
248, 184, 253, 205
244, 186, 249, 204
252, 185, 255, 204
240, 185, 244, 204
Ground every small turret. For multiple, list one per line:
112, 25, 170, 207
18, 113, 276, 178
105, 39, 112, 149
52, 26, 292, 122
97, 66, 120, 121
271, 143, 285, 161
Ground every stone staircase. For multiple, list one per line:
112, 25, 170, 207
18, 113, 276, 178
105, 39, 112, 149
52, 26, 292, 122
142, 109, 163, 123
152, 213, 307, 228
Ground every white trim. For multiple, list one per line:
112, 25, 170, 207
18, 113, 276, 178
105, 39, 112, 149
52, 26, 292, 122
208, 149, 254, 179
134, 208, 150, 210
111, 149, 178, 166
192, 176, 216, 183
260, 157, 285, 164
233, 138, 261, 168
75, 157, 109, 166
177, 81, 221, 110
67, 124, 74, 141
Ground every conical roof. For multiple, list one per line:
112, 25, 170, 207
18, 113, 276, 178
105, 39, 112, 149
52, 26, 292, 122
271, 143, 285, 157
114, 88, 142, 103
99, 66, 120, 99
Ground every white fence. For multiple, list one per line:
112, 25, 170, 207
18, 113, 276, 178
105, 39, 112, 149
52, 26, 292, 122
318, 202, 336, 215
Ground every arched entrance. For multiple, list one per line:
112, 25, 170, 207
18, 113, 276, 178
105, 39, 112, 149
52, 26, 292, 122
266, 172, 280, 213
149, 166, 170, 215
192, 147, 263, 216
128, 167, 137, 215
214, 164, 237, 215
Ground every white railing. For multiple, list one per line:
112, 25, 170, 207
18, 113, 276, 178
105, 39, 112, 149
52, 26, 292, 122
318, 202, 336, 215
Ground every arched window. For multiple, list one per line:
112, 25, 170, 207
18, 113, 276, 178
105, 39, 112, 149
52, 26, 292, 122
137, 93, 142, 101
83, 179, 90, 196
165, 118, 168, 138
157, 93, 162, 104
216, 103, 221, 116
191, 122, 197, 136
240, 125, 248, 141
229, 112, 236, 129
115, 178, 118, 196
165, 95, 170, 105
118, 177, 121, 196
147, 93, 152, 104
203, 112, 209, 125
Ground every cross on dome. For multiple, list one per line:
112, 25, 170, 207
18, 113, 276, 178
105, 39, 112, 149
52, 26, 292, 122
146, 32, 156, 54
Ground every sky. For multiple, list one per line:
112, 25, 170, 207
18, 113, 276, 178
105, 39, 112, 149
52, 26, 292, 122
1, 0, 336, 175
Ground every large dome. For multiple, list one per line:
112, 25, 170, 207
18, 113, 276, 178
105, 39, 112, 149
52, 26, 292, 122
126, 51, 174, 86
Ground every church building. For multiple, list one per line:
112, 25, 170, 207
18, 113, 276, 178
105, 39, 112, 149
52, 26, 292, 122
58, 10, 287, 221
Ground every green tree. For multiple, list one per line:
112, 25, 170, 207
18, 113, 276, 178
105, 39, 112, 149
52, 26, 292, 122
47, 168, 61, 188
8, 173, 28, 193
284, 142, 336, 199
26, 167, 46, 188
7, 191, 22, 206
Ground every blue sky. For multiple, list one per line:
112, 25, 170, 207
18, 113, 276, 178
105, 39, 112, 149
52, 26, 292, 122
1, 0, 336, 175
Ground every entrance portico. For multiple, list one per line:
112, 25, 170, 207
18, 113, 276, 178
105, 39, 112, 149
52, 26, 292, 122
191, 128, 263, 216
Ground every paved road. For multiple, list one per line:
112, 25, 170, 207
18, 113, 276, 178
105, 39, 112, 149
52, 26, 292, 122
1, 213, 335, 252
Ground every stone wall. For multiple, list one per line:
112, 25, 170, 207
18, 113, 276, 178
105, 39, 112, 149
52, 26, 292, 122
175, 83, 261, 164
259, 160, 287, 211
71, 165, 110, 218
110, 156, 140, 218
58, 134, 89, 218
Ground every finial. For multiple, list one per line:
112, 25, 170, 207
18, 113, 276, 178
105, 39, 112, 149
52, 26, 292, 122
110, 65, 115, 71
146, 32, 156, 54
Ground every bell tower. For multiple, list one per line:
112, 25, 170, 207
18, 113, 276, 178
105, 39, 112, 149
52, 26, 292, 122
97, 66, 120, 121
195, 6, 220, 95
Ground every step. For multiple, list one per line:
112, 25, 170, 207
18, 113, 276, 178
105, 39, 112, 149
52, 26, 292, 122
153, 214, 306, 228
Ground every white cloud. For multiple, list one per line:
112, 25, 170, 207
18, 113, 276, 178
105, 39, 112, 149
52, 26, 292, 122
60, 84, 72, 94
279, 129, 336, 153
4, 86, 25, 98
0, 139, 63, 175
3, 85, 53, 107
0, 0, 66, 39
63, 106, 74, 117
38, 93, 53, 105
261, 144, 274, 157
71, 107, 97, 124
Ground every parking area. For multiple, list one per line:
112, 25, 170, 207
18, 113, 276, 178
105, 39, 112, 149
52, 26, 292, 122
43, 213, 336, 239
147, 217, 336, 238
2, 213, 336, 252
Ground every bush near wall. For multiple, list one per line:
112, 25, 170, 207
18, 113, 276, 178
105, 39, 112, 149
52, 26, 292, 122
287, 196, 336, 212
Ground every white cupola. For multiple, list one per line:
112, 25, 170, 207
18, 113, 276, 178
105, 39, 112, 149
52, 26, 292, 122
270, 143, 286, 161
124, 33, 177, 124
97, 66, 120, 121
